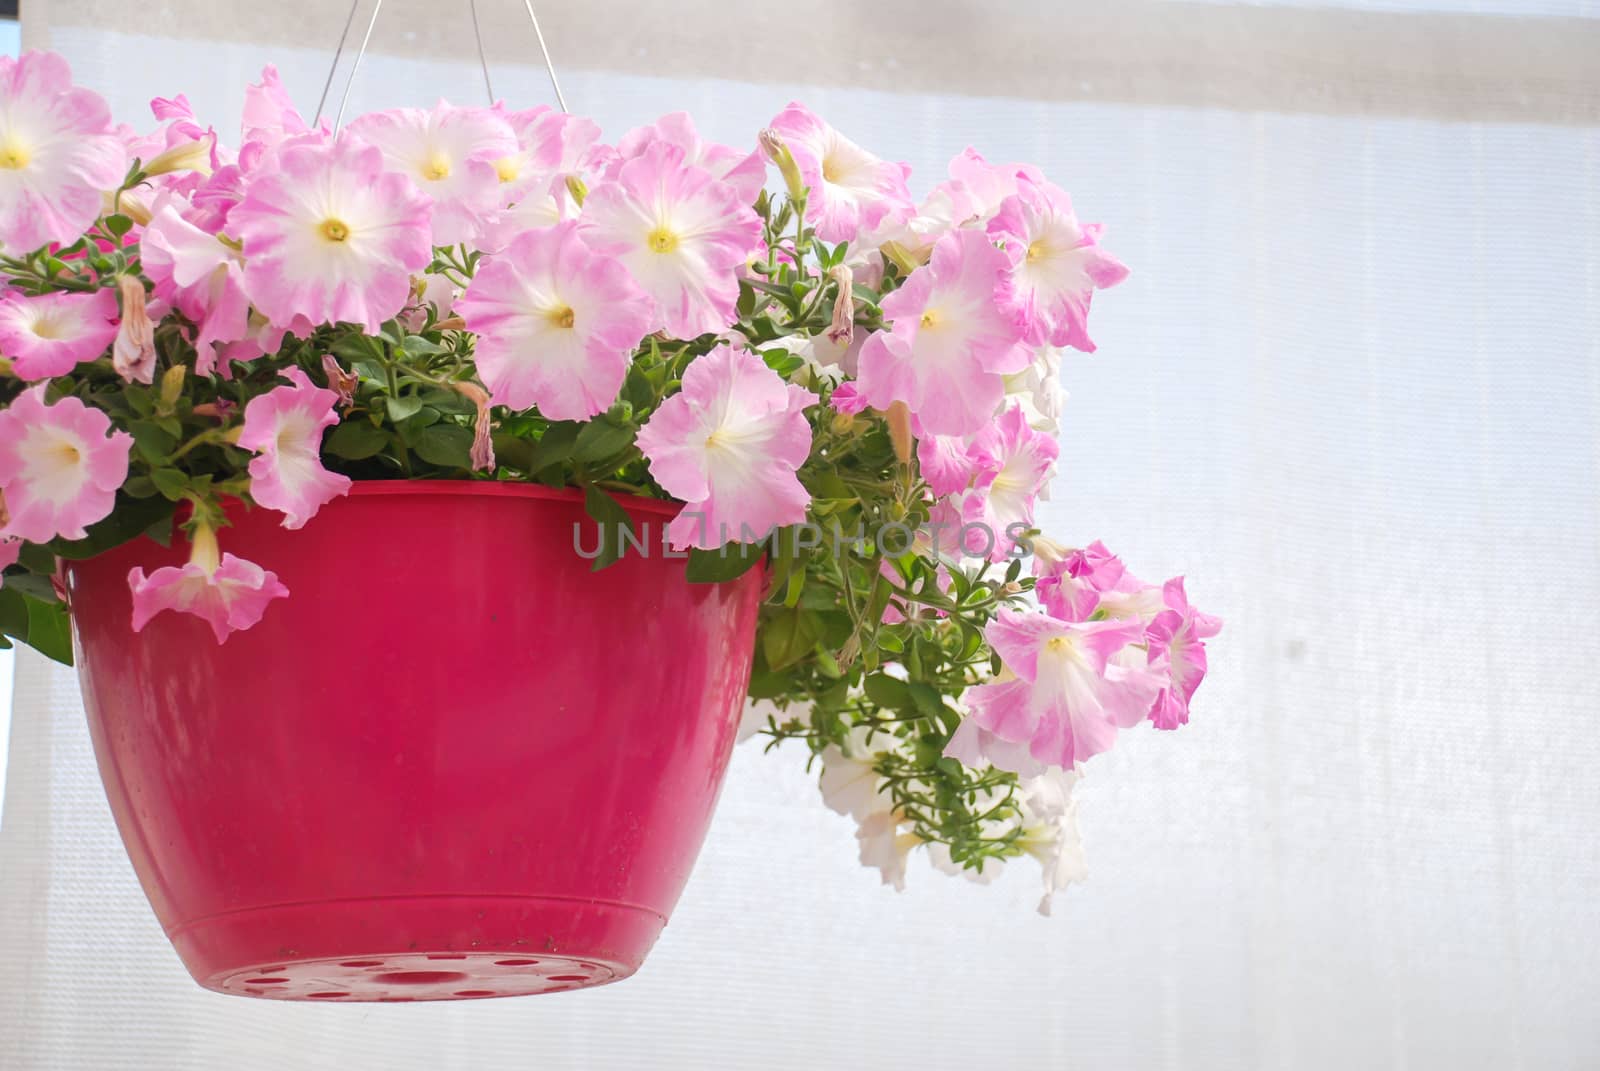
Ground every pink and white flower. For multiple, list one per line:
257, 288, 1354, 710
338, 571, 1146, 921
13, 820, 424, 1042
237, 368, 351, 529
767, 103, 913, 243
1035, 539, 1154, 623
1144, 578, 1222, 730
128, 523, 289, 643
636, 343, 817, 550
456, 221, 654, 419
0, 385, 131, 542
963, 608, 1164, 771
0, 289, 119, 379
140, 200, 250, 375
0, 51, 126, 253
231, 136, 432, 333
989, 175, 1128, 351
855, 228, 1027, 436
347, 103, 517, 246
957, 403, 1059, 561
580, 142, 763, 339
612, 112, 766, 205
240, 64, 316, 149
494, 106, 601, 196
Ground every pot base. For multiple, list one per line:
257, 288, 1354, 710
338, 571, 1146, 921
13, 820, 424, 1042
173, 895, 662, 1001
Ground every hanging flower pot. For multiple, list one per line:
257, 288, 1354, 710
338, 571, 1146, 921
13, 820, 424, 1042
65, 482, 764, 1001
1, 47, 1224, 1004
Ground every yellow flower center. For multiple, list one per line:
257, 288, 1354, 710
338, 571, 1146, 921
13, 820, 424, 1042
52, 441, 81, 468
547, 305, 576, 329
1045, 635, 1072, 655
494, 157, 519, 183
919, 308, 942, 329
29, 314, 63, 340
320, 218, 351, 243
423, 152, 452, 181
647, 227, 680, 254
0, 141, 30, 170
821, 155, 841, 184
1026, 239, 1047, 263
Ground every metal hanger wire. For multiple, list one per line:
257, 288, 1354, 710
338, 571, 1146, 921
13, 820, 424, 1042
312, 0, 569, 133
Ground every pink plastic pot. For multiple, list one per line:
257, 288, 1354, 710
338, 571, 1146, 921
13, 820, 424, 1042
65, 482, 764, 1002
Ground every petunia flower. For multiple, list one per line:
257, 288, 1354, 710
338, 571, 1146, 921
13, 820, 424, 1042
128, 521, 289, 643
456, 221, 653, 419
943, 715, 1046, 778
0, 51, 127, 253
1016, 769, 1088, 916
1144, 578, 1222, 730
767, 102, 914, 243
1034, 538, 1153, 623
237, 368, 351, 529
141, 200, 250, 375
240, 64, 316, 150
963, 607, 1164, 771
493, 106, 601, 197
989, 175, 1129, 352
579, 141, 763, 339
231, 135, 432, 333
0, 289, 119, 379
855, 228, 1027, 436
635, 343, 817, 550
348, 103, 518, 246
612, 112, 766, 205
855, 810, 921, 892
0, 384, 131, 542
957, 403, 1059, 561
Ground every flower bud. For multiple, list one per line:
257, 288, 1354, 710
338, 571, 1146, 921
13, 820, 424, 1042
1030, 534, 1070, 567
885, 401, 914, 465
829, 408, 857, 436
144, 132, 216, 178
759, 128, 806, 203
158, 363, 186, 409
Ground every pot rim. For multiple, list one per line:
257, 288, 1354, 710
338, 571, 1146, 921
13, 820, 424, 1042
344, 479, 680, 518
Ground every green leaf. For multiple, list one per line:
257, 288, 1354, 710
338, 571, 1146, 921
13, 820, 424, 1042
399, 334, 445, 358
573, 417, 635, 463
411, 423, 474, 468
129, 420, 178, 463
385, 393, 424, 422
581, 484, 639, 572
104, 213, 134, 238
863, 672, 913, 712
761, 606, 818, 671
0, 587, 74, 665
526, 421, 581, 474
150, 467, 188, 501
686, 543, 764, 584
324, 419, 390, 460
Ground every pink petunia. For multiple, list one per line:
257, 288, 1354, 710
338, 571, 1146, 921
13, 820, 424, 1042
1144, 578, 1222, 730
456, 221, 654, 419
767, 103, 913, 243
128, 523, 289, 644
231, 136, 433, 334
0, 289, 119, 379
636, 343, 817, 550
347, 103, 518, 246
0, 51, 127, 253
989, 174, 1128, 352
0, 385, 131, 542
140, 200, 250, 375
240, 64, 316, 150
612, 112, 766, 205
958, 404, 1059, 561
963, 608, 1164, 771
237, 368, 351, 529
855, 228, 1027, 436
580, 142, 763, 339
